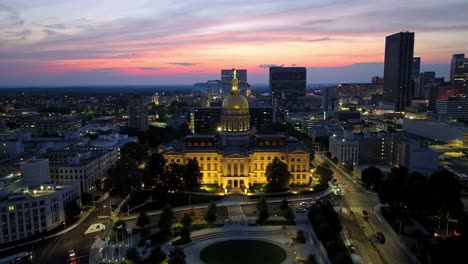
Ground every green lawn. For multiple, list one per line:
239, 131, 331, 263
200, 240, 287, 264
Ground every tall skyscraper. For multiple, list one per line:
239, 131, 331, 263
128, 95, 149, 131
412, 57, 421, 78
382, 32, 415, 111
269, 66, 306, 108
221, 69, 247, 97
450, 54, 468, 92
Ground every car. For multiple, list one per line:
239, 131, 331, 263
68, 249, 75, 258
347, 243, 356, 253
296, 208, 307, 213
376, 232, 386, 243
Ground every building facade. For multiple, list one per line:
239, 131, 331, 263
21, 115, 82, 136
382, 32, 415, 111
269, 67, 306, 108
436, 97, 468, 121
329, 133, 359, 164
160, 70, 311, 189
45, 149, 118, 193
0, 159, 80, 244
450, 54, 468, 92
221, 69, 247, 97
128, 96, 149, 131
189, 106, 274, 134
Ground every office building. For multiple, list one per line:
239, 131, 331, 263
412, 57, 420, 78
436, 97, 468, 121
45, 149, 118, 193
21, 115, 82, 136
269, 67, 306, 108
329, 132, 359, 164
0, 159, 80, 244
382, 32, 415, 111
450, 54, 468, 91
394, 141, 438, 175
189, 106, 274, 134
128, 95, 149, 131
221, 69, 247, 97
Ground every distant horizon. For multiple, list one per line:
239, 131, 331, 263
0, 62, 451, 87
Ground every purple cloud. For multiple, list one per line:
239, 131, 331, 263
168, 62, 199, 67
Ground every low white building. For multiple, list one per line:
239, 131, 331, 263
329, 132, 359, 163
45, 149, 118, 193
75, 134, 137, 158
0, 159, 80, 244
395, 141, 439, 175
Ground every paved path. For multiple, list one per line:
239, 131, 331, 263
164, 225, 320, 264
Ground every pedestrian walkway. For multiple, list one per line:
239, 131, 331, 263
163, 225, 322, 264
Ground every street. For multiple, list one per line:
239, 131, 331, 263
314, 153, 417, 264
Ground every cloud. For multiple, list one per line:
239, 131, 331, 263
44, 23, 69, 29
258, 64, 285, 69
111, 53, 139, 59
168, 62, 199, 67
303, 18, 335, 25
137, 67, 163, 71
306, 37, 332, 42
291, 64, 297, 67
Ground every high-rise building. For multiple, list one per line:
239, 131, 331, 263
382, 32, 415, 111
450, 54, 468, 92
412, 57, 421, 78
221, 69, 247, 97
128, 95, 148, 131
269, 67, 306, 109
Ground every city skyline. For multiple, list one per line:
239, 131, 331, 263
0, 0, 467, 85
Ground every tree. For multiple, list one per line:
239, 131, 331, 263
361, 166, 383, 191
94, 179, 102, 191
283, 206, 295, 223
146, 153, 166, 185
149, 246, 166, 264
180, 212, 193, 240
182, 159, 202, 190
316, 165, 333, 183
296, 230, 306, 243
81, 192, 92, 205
256, 196, 269, 224
163, 163, 185, 192
429, 169, 463, 217
65, 201, 81, 219
204, 202, 217, 227
265, 157, 291, 192
280, 199, 288, 212
125, 247, 141, 264
306, 254, 319, 264
136, 211, 149, 227
120, 142, 148, 165
158, 205, 174, 235
168, 247, 186, 264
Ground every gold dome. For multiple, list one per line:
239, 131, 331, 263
222, 68, 249, 110
222, 94, 249, 109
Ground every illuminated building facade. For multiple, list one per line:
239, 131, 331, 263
159, 70, 310, 189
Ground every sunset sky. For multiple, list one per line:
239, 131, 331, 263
0, 0, 467, 85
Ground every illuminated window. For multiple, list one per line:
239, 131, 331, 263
8, 205, 14, 211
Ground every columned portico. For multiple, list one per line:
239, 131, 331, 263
223, 177, 249, 190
